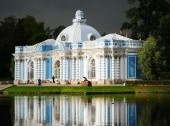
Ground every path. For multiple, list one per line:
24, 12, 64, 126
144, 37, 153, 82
0, 84, 13, 91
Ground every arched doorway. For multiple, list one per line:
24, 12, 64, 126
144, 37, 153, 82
54, 60, 60, 79
28, 61, 34, 81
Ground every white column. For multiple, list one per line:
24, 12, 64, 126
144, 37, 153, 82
99, 56, 102, 80
24, 59, 28, 81
71, 58, 75, 80
120, 55, 125, 80
36, 59, 39, 79
60, 58, 63, 81
38, 59, 41, 79
79, 58, 83, 79
96, 56, 100, 80
34, 59, 38, 80
41, 59, 44, 80
115, 56, 120, 79
14, 60, 17, 80
63, 58, 66, 80
65, 58, 68, 80
83, 57, 88, 78
44, 59, 46, 80
110, 56, 112, 80
125, 54, 127, 80
67, 58, 71, 80
76, 58, 79, 80
15, 60, 19, 80
18, 60, 21, 80
101, 56, 105, 80
105, 57, 108, 80
117, 57, 120, 79
112, 56, 115, 80
65, 58, 69, 80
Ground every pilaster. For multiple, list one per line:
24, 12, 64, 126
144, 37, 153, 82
62, 57, 66, 80
60, 58, 63, 81
111, 56, 115, 80
24, 59, 28, 81
71, 58, 76, 80
75, 57, 79, 80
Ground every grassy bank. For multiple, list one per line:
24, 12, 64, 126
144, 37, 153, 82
2, 85, 170, 95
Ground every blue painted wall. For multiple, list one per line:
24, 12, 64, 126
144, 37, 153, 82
106, 57, 111, 79
136, 57, 141, 78
46, 58, 52, 79
46, 102, 52, 125
127, 103, 137, 126
127, 55, 141, 79
127, 55, 136, 79
40, 45, 53, 52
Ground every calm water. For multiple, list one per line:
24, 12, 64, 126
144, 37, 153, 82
0, 94, 170, 126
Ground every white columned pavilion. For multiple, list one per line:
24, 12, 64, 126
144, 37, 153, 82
13, 10, 142, 85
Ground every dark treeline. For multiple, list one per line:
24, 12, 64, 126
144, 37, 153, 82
0, 15, 65, 80
122, 0, 170, 79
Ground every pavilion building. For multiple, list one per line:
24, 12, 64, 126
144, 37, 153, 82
13, 10, 142, 85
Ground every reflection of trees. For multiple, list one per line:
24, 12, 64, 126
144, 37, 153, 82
138, 97, 170, 126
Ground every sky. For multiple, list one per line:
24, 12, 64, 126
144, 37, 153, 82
0, 0, 133, 34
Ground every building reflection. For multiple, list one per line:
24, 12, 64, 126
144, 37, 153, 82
14, 96, 137, 126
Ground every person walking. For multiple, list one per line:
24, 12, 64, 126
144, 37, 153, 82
38, 79, 41, 86
52, 75, 55, 83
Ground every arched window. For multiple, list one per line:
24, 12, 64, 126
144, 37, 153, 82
90, 59, 96, 78
55, 60, 60, 79
28, 61, 34, 80
90, 35, 96, 40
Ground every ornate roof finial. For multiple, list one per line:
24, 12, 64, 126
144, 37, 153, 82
72, 10, 87, 24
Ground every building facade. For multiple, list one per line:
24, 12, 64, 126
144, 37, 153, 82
13, 10, 142, 85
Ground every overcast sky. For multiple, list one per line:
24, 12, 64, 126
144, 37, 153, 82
0, 0, 133, 34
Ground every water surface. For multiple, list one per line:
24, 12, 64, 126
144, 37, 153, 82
0, 94, 170, 126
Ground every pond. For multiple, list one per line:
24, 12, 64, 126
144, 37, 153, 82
0, 94, 170, 126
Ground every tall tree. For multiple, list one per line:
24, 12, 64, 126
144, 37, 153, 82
53, 25, 65, 39
138, 36, 162, 79
122, 0, 170, 40
0, 16, 17, 79
15, 16, 47, 45
0, 15, 48, 80
123, 0, 170, 79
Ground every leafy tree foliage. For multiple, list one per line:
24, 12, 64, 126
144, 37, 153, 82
122, 0, 170, 40
0, 16, 17, 79
138, 36, 161, 79
0, 15, 65, 80
123, 0, 170, 79
15, 16, 47, 45
53, 25, 65, 39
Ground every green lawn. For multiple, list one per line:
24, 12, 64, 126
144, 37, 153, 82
3, 86, 134, 94
3, 85, 170, 95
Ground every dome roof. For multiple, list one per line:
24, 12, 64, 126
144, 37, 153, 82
56, 10, 101, 43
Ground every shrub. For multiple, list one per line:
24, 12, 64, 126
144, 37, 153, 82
126, 80, 170, 86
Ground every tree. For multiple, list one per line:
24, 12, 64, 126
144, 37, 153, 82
123, 0, 170, 79
0, 16, 17, 79
138, 36, 162, 79
158, 14, 170, 71
53, 25, 65, 39
15, 16, 47, 45
122, 0, 170, 40
0, 15, 48, 80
